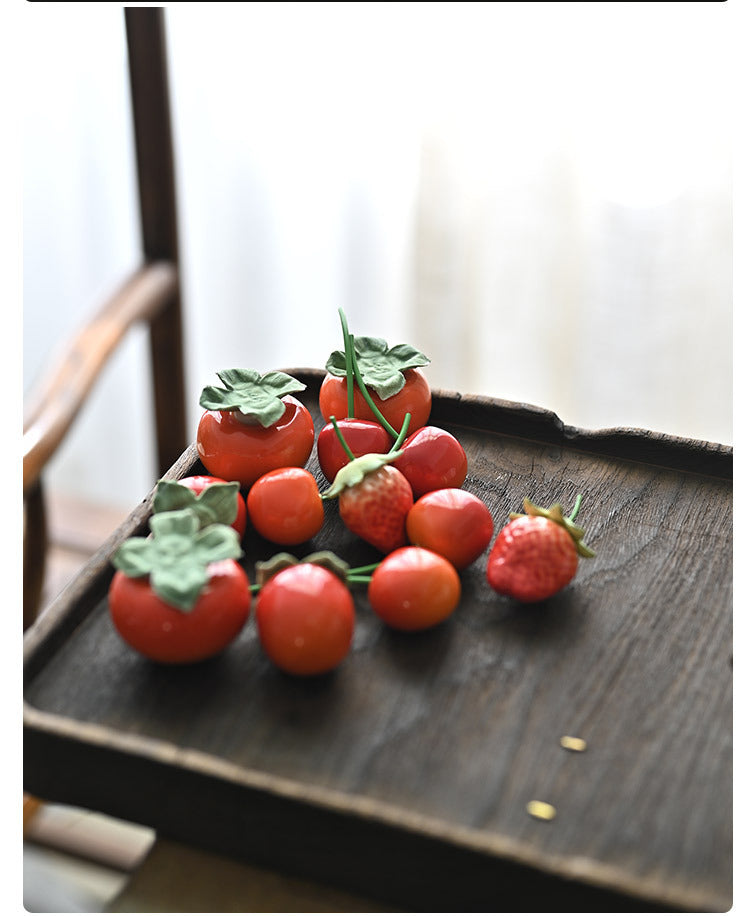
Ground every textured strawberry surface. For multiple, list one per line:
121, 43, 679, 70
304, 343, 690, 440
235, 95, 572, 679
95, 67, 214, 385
338, 465, 413, 554
486, 515, 578, 602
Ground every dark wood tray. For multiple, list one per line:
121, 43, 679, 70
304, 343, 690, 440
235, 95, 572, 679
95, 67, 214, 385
24, 369, 733, 912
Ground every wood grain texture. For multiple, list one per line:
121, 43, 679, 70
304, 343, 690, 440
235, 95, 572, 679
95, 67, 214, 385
22, 263, 179, 494
24, 371, 732, 912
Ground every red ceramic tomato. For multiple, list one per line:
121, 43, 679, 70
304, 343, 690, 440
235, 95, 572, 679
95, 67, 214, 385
196, 396, 315, 489
247, 467, 324, 545
406, 488, 494, 569
319, 368, 431, 437
316, 418, 391, 483
392, 426, 468, 497
179, 475, 247, 537
255, 564, 355, 675
367, 546, 461, 631
109, 560, 250, 664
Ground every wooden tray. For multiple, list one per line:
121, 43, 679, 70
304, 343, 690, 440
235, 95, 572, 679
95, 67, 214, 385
24, 370, 732, 912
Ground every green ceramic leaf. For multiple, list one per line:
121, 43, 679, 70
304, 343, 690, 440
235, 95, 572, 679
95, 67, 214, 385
150, 560, 210, 612
253, 550, 351, 589
321, 450, 403, 499
325, 335, 430, 400
153, 479, 240, 528
253, 552, 300, 588
511, 498, 596, 559
216, 368, 262, 389
150, 509, 200, 540
111, 509, 243, 611
192, 524, 243, 566
112, 538, 155, 579
198, 369, 306, 426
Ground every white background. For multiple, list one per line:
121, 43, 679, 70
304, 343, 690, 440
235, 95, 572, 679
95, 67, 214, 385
23, 2, 734, 510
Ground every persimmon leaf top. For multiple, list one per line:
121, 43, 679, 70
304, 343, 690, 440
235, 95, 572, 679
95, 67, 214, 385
325, 336, 429, 400
112, 509, 243, 611
199, 369, 306, 426
152, 479, 240, 528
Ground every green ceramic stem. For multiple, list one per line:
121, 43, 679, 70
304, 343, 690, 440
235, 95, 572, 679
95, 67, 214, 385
329, 415, 357, 462
388, 413, 411, 453
338, 309, 356, 418
569, 494, 583, 523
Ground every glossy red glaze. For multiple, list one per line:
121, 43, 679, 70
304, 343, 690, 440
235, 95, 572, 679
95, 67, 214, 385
318, 368, 431, 436
255, 564, 355, 675
108, 560, 250, 664
367, 546, 461, 631
247, 467, 324, 545
316, 418, 392, 483
392, 426, 468, 497
406, 488, 494, 569
196, 395, 315, 489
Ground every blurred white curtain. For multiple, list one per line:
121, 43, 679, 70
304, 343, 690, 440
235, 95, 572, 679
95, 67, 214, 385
23, 2, 732, 509
406, 2, 732, 437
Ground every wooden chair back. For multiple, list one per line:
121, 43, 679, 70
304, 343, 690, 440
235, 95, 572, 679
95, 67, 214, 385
23, 8, 188, 629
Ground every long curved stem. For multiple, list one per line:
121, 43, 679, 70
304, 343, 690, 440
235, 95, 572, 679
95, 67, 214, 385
347, 562, 381, 575
348, 334, 401, 439
338, 309, 355, 418
388, 413, 411, 454
329, 415, 356, 462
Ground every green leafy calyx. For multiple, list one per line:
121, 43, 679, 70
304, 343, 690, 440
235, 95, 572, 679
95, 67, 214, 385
511, 497, 596, 558
320, 451, 403, 499
112, 509, 243, 611
199, 369, 306, 427
152, 479, 240, 528
326, 336, 429, 400
254, 550, 351, 589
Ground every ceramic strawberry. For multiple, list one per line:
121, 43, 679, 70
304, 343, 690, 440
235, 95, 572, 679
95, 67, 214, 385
486, 495, 595, 602
322, 451, 414, 554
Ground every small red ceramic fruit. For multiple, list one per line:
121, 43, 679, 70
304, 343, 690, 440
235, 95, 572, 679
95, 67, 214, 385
196, 369, 314, 488
247, 467, 324, 545
406, 488, 493, 569
392, 426, 468, 497
254, 562, 355, 676
316, 417, 391, 483
367, 546, 461, 631
109, 509, 249, 663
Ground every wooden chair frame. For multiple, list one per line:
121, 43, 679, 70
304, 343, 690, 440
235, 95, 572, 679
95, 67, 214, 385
23, 8, 187, 630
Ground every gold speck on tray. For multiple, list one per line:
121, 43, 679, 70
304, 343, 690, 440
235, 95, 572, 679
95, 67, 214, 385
526, 800, 556, 821
560, 735, 587, 752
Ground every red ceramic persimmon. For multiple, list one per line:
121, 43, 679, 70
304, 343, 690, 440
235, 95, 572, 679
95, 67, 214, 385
109, 509, 249, 664
319, 368, 431, 438
367, 546, 461, 631
406, 488, 494, 569
316, 418, 391, 483
255, 563, 355, 675
177, 475, 247, 537
392, 426, 468, 497
110, 560, 250, 664
247, 467, 324, 545
196, 369, 315, 488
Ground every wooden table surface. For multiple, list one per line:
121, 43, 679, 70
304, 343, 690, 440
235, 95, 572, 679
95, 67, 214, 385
24, 372, 732, 912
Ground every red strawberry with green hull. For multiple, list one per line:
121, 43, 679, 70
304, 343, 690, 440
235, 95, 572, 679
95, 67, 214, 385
487, 496, 595, 602
322, 452, 414, 554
